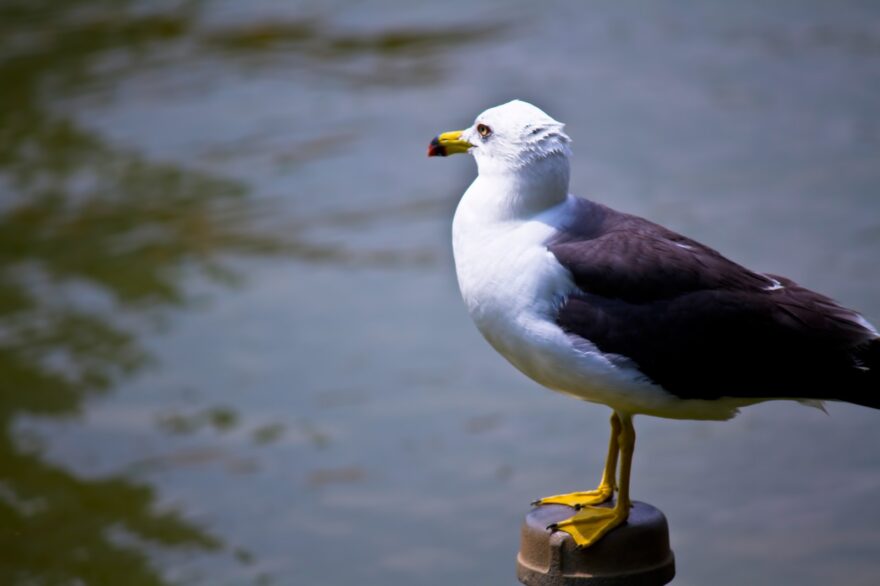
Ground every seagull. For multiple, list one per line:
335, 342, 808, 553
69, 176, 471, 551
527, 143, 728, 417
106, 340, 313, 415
427, 99, 880, 548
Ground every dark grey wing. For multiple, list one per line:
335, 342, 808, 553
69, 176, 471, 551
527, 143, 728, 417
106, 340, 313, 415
549, 199, 774, 301
548, 199, 879, 404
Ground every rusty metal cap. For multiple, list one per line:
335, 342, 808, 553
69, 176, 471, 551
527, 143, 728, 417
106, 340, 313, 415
516, 502, 675, 586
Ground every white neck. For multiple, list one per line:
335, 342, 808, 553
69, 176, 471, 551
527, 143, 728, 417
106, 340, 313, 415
464, 152, 570, 222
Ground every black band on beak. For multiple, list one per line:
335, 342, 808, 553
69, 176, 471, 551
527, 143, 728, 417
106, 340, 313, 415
427, 136, 447, 157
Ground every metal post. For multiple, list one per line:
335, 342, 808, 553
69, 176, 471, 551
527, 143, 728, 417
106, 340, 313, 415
516, 502, 675, 585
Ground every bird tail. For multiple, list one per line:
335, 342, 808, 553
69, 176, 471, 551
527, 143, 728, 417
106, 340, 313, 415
842, 338, 880, 410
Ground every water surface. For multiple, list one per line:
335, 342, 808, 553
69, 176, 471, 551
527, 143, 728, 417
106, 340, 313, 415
2, 1, 880, 584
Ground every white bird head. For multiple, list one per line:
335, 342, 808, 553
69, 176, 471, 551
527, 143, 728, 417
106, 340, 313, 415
428, 100, 571, 173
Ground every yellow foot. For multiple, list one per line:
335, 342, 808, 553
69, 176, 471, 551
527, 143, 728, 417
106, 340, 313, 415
532, 484, 614, 508
547, 503, 629, 548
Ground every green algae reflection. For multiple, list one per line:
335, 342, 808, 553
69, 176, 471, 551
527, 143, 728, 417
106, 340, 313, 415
0, 2, 279, 584
0, 1, 504, 582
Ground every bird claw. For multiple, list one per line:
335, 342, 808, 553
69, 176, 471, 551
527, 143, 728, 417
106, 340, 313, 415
546, 523, 559, 532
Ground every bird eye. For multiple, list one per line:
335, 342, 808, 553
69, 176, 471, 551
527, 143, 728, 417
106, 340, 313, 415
477, 124, 492, 138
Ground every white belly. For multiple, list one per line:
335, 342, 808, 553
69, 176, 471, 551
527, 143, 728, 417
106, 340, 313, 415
451, 193, 746, 420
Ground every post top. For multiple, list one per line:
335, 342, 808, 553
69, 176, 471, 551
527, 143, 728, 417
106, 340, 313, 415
516, 501, 675, 586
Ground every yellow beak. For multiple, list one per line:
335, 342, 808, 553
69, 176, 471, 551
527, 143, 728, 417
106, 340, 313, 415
427, 130, 473, 157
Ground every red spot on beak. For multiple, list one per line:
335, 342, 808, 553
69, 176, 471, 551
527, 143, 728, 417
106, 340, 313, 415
427, 136, 447, 157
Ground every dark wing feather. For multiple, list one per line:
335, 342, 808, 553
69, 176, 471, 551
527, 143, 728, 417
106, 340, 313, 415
548, 198, 878, 404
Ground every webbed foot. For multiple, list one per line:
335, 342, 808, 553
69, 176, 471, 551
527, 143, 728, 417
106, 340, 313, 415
547, 501, 629, 548
532, 483, 614, 508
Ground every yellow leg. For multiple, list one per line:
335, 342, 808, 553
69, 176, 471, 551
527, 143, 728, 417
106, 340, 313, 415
549, 414, 635, 548
534, 413, 620, 508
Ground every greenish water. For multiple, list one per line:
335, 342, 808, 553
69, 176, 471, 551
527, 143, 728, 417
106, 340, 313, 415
1, 1, 879, 584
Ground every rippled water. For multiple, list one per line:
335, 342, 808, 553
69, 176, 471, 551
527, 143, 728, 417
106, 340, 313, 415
2, 1, 880, 584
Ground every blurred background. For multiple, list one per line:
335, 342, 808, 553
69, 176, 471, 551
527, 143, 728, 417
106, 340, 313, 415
1, 1, 879, 584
